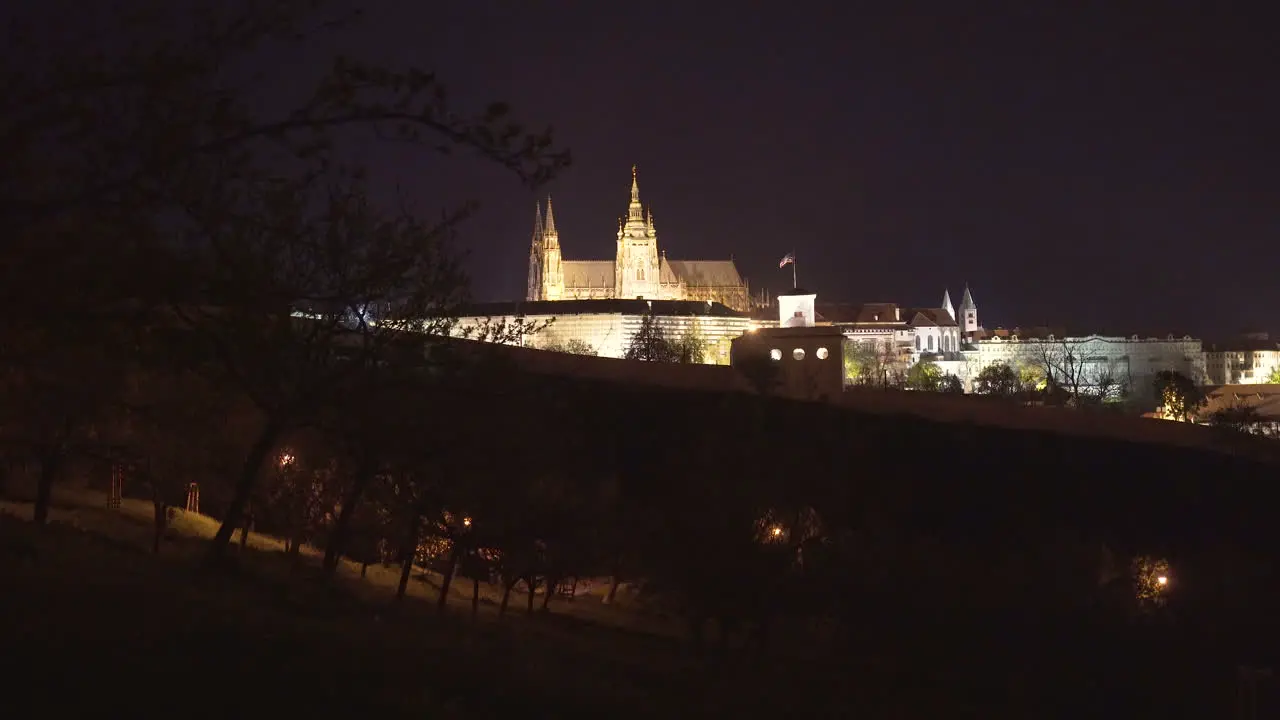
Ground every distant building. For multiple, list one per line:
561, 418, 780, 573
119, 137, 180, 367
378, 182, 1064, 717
731, 288, 845, 401
1197, 384, 1280, 435
967, 332, 1205, 404
526, 167, 752, 312
1203, 334, 1280, 385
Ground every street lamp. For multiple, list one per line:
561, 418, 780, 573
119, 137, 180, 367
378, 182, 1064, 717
279, 452, 295, 468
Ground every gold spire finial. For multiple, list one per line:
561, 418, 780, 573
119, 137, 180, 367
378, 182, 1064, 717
543, 195, 557, 235
628, 165, 642, 218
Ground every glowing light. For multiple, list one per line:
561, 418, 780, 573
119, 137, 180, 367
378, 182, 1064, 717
816, 347, 829, 360
1156, 575, 1168, 586
462, 517, 472, 528
769, 348, 782, 361
279, 452, 295, 467
770, 526, 783, 537
792, 348, 805, 360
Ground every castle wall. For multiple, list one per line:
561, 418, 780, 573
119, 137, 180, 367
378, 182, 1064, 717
453, 309, 753, 365
966, 335, 1206, 404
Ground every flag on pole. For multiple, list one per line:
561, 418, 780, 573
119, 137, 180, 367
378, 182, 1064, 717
778, 253, 795, 268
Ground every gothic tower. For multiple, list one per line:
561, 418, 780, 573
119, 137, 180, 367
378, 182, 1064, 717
615, 166, 661, 300
541, 197, 564, 300
526, 203, 544, 301
941, 288, 955, 321
959, 284, 978, 334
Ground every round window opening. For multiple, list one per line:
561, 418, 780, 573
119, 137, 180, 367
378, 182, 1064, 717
792, 348, 805, 360
769, 348, 782, 361
816, 347, 829, 360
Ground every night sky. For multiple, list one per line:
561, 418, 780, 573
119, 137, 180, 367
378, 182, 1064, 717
24, 2, 1280, 338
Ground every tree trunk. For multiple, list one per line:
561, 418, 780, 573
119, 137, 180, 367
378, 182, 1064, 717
152, 497, 168, 555
436, 545, 460, 614
470, 577, 480, 622
541, 575, 557, 611
395, 518, 419, 602
525, 576, 537, 615
606, 575, 622, 605
567, 577, 577, 602
360, 562, 368, 578
323, 469, 371, 576
206, 422, 282, 565
33, 451, 59, 525
239, 511, 251, 549
288, 521, 303, 564
499, 578, 515, 618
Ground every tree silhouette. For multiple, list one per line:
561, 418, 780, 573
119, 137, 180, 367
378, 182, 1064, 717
974, 363, 1020, 396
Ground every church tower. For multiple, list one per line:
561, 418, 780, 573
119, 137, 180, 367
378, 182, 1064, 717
526, 203, 544, 301
959, 284, 978, 334
941, 288, 955, 321
540, 198, 564, 300
615, 166, 661, 300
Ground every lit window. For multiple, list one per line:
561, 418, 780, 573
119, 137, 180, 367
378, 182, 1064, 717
769, 348, 782, 361
816, 347, 829, 360
792, 348, 805, 360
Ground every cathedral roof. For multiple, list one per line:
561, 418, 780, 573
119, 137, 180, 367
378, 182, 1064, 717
562, 260, 615, 289
459, 298, 749, 319
664, 259, 745, 288
904, 308, 959, 328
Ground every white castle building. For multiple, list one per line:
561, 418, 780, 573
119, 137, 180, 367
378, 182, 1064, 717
526, 167, 752, 312
451, 298, 753, 365
964, 330, 1205, 404
1203, 334, 1280, 385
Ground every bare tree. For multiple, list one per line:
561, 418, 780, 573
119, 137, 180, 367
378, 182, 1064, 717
1016, 339, 1129, 405
843, 338, 904, 386
1, 3, 569, 560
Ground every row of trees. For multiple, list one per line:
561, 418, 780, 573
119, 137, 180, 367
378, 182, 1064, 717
843, 341, 962, 392
623, 314, 709, 364
0, 0, 568, 564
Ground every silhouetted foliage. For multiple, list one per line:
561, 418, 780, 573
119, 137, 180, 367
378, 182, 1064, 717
974, 362, 1020, 396
1153, 370, 1204, 421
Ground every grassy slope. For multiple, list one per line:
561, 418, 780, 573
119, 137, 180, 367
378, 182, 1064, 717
0, 488, 839, 717
7, 488, 1253, 717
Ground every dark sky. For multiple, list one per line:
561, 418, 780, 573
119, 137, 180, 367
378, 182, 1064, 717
21, 1, 1280, 337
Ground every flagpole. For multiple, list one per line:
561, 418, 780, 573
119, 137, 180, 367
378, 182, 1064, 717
792, 249, 797, 289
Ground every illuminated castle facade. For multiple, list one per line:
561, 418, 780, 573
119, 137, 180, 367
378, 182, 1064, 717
526, 167, 752, 312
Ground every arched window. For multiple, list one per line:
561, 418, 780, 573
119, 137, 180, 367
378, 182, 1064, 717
915, 336, 921, 351
638, 268, 644, 281
928, 335, 935, 351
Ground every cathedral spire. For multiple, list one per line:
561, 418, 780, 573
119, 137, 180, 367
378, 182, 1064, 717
543, 196, 558, 237
531, 202, 544, 242
628, 165, 643, 221
941, 288, 955, 320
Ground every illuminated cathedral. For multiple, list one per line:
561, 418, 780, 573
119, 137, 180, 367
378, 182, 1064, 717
526, 167, 752, 312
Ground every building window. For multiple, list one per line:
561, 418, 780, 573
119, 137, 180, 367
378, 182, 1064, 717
770, 348, 782, 361
816, 347, 829, 360
915, 336, 921, 351
638, 268, 644, 281
928, 335, 935, 351
792, 348, 805, 360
